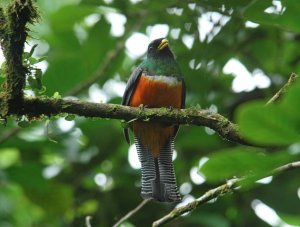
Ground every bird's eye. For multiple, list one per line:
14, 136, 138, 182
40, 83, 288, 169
148, 46, 154, 51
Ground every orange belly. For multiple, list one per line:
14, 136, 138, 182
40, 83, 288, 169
129, 74, 183, 157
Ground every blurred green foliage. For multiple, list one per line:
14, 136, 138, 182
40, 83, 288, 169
0, 0, 300, 226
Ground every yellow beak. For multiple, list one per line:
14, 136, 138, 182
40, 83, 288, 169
158, 39, 169, 50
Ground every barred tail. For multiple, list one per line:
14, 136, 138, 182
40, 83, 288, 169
135, 137, 181, 202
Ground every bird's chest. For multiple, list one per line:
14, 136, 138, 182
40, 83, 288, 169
129, 74, 183, 108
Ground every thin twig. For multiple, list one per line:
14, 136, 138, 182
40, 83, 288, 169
266, 73, 298, 105
152, 179, 239, 227
273, 161, 300, 174
0, 127, 20, 144
152, 160, 300, 226
113, 199, 151, 227
85, 216, 92, 227
65, 41, 125, 96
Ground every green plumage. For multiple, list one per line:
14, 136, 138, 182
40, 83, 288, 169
139, 57, 182, 78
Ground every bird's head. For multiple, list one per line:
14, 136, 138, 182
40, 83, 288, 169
147, 38, 174, 59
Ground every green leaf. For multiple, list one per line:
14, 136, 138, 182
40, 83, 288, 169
237, 101, 300, 145
29, 44, 38, 57
22, 52, 31, 60
37, 56, 47, 63
65, 114, 76, 121
28, 57, 39, 65
34, 69, 43, 90
52, 91, 61, 99
77, 199, 98, 215
200, 148, 293, 183
0, 148, 20, 168
27, 75, 38, 90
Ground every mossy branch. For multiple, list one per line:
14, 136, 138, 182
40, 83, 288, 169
0, 0, 38, 116
14, 97, 249, 145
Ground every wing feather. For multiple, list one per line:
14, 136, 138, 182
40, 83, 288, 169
122, 67, 144, 144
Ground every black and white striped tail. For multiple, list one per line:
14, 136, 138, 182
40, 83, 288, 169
135, 137, 181, 202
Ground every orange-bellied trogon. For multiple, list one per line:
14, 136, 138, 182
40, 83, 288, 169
122, 38, 185, 202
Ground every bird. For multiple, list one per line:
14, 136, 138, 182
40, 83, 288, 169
122, 38, 185, 202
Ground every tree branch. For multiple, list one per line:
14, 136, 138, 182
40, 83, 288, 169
0, 0, 38, 116
112, 199, 151, 227
152, 160, 300, 227
17, 96, 250, 145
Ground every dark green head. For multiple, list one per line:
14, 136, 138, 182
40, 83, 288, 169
141, 38, 182, 77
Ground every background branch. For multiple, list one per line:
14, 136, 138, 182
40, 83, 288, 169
266, 73, 298, 105
113, 199, 151, 227
152, 160, 300, 227
65, 16, 145, 96
0, 127, 20, 144
65, 41, 125, 96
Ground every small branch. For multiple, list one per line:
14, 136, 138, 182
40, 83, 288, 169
0, 127, 20, 144
152, 179, 239, 227
152, 160, 300, 226
113, 199, 151, 227
273, 161, 300, 174
18, 97, 249, 145
65, 41, 125, 96
266, 73, 298, 105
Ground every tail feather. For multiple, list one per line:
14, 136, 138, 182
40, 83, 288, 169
135, 137, 181, 202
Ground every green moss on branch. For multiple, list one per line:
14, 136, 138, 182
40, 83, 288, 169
20, 97, 250, 145
0, 0, 38, 117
